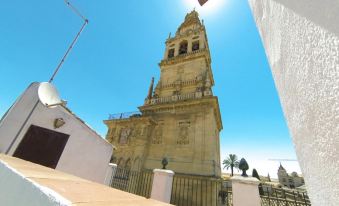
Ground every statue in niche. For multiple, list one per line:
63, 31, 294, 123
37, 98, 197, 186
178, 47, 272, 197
152, 125, 163, 144
140, 126, 146, 136
119, 128, 131, 144
177, 122, 190, 145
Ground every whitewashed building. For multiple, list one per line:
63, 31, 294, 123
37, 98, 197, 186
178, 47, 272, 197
0, 82, 113, 184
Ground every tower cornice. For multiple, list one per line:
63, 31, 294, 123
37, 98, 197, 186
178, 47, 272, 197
139, 96, 223, 131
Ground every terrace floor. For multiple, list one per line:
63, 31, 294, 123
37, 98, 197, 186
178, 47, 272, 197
0, 154, 171, 206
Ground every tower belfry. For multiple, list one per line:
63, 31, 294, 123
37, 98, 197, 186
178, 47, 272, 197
105, 10, 222, 177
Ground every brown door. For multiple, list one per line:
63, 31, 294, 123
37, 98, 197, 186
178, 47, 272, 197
13, 125, 69, 169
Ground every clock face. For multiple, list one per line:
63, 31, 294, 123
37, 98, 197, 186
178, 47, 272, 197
119, 128, 131, 144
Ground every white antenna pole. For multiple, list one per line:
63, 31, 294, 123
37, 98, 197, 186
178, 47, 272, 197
49, 0, 88, 83
5, 1, 88, 154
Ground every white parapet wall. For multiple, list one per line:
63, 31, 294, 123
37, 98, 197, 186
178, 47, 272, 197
231, 176, 261, 206
104, 163, 117, 186
0, 160, 71, 206
248, 0, 339, 205
0, 155, 172, 206
151, 169, 175, 203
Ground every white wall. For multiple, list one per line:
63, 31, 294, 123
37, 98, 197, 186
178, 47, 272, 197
0, 160, 71, 206
0, 82, 113, 184
231, 176, 261, 206
248, 1, 339, 205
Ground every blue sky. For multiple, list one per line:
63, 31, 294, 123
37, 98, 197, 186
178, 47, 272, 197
0, 0, 301, 178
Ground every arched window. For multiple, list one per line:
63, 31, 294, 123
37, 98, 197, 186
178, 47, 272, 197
192, 41, 199, 51
179, 41, 188, 55
168, 48, 175, 58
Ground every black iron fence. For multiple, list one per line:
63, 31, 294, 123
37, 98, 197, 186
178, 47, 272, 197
109, 168, 313, 206
170, 174, 232, 206
109, 167, 153, 198
108, 111, 142, 120
260, 185, 311, 206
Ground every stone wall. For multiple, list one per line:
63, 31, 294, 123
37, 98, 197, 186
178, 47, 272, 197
248, 0, 339, 205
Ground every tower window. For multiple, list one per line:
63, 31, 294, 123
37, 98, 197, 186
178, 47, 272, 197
192, 41, 199, 51
168, 49, 175, 58
179, 41, 188, 55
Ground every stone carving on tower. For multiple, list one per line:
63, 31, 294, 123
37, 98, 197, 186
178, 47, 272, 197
104, 10, 222, 177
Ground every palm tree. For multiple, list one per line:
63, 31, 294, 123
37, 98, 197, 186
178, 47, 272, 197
223, 154, 239, 176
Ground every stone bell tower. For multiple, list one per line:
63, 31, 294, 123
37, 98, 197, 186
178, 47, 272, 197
105, 10, 222, 177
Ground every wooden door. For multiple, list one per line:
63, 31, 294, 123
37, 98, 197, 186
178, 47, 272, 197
13, 125, 69, 169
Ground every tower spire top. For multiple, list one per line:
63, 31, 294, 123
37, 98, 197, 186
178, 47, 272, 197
176, 10, 202, 35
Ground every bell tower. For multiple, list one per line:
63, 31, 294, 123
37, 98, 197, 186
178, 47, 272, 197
145, 10, 215, 104
105, 10, 222, 177
140, 10, 222, 177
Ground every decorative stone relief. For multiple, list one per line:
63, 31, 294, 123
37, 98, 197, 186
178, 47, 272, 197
107, 128, 116, 143
204, 73, 212, 96
177, 121, 190, 145
119, 128, 131, 144
152, 123, 163, 144
196, 73, 204, 95
132, 126, 141, 137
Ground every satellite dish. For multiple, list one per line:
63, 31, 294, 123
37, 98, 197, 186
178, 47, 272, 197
38, 82, 62, 107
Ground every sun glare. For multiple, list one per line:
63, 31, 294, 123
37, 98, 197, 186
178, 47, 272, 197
183, 0, 226, 15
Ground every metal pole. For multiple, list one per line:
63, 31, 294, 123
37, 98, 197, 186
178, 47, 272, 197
6, 0, 88, 155
48, 0, 88, 83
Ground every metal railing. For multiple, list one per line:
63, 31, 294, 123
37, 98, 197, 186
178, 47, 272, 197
108, 111, 142, 120
170, 174, 232, 206
260, 185, 311, 206
110, 167, 154, 198
160, 78, 198, 89
151, 92, 198, 105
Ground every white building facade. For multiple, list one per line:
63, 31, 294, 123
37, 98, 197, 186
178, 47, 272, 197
0, 82, 113, 184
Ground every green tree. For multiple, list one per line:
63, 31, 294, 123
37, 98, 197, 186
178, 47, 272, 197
252, 168, 260, 180
222, 154, 239, 176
